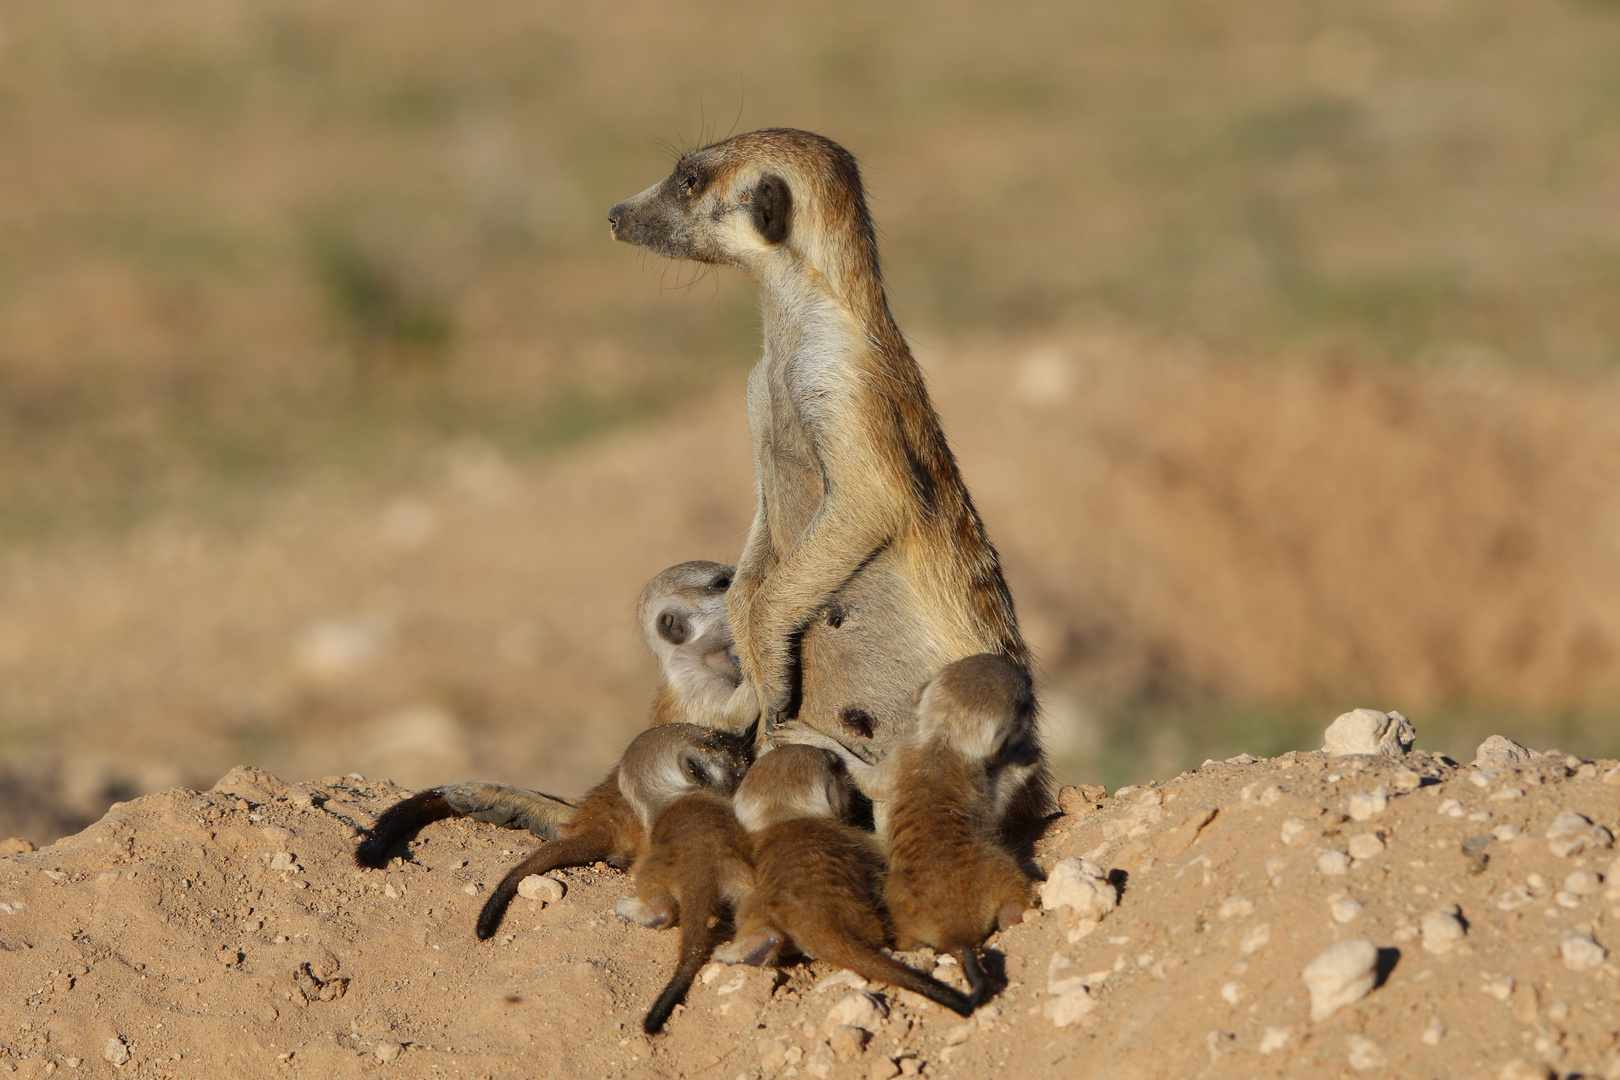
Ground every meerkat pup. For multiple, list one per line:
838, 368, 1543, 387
616, 752, 757, 1033
718, 745, 974, 1017
609, 130, 1048, 827
354, 560, 753, 869
478, 721, 754, 942
881, 654, 1038, 1006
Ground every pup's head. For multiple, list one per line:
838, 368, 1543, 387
636, 560, 740, 685
732, 743, 851, 833
617, 720, 757, 827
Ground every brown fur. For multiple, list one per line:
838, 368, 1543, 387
722, 746, 973, 1016
609, 129, 1047, 821
620, 792, 754, 1034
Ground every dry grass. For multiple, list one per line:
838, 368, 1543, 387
2, 0, 1619, 835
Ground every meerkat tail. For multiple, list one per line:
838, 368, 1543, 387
642, 878, 721, 1035
354, 790, 461, 869
956, 948, 991, 1007
439, 780, 579, 839
476, 831, 611, 941
814, 937, 974, 1018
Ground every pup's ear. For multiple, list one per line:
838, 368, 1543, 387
751, 174, 792, 244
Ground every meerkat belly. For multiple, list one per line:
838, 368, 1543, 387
794, 555, 944, 763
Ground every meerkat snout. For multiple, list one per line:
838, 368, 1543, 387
656, 610, 688, 645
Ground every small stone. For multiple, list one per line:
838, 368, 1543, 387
1348, 788, 1388, 821
1438, 798, 1465, 818
103, 1039, 130, 1066
829, 1025, 870, 1062
0, 838, 36, 855
1547, 812, 1611, 858
517, 875, 566, 903
1347, 1035, 1384, 1070
1317, 850, 1351, 876
1043, 985, 1094, 1027
1483, 976, 1515, 1001
1474, 736, 1535, 768
1258, 1026, 1291, 1055
1330, 898, 1364, 924
1324, 709, 1415, 756
1420, 908, 1467, 954
867, 1060, 901, 1080
217, 946, 242, 966
269, 852, 298, 872
1239, 923, 1271, 954
1058, 784, 1107, 816
1495, 887, 1534, 911
1490, 787, 1524, 802
1560, 931, 1607, 971
1041, 858, 1118, 920
1390, 769, 1422, 792
1470, 770, 1497, 788
943, 1024, 973, 1047
1348, 833, 1385, 861
1564, 870, 1603, 896
373, 1041, 402, 1063
1281, 819, 1311, 845
1492, 824, 1522, 841
1496, 1060, 1555, 1080
1302, 939, 1379, 1021
1220, 980, 1243, 1005
1217, 896, 1253, 921
823, 992, 887, 1035
1421, 1018, 1445, 1045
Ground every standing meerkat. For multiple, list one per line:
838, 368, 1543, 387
717, 745, 974, 1017
880, 654, 1038, 1005
354, 561, 754, 865
478, 720, 754, 942
608, 129, 1048, 827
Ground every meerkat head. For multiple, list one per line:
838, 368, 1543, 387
732, 743, 851, 833
608, 128, 879, 297
637, 560, 740, 684
617, 720, 757, 827
914, 653, 1038, 764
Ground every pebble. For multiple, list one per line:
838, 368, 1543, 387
1560, 932, 1608, 971
1490, 787, 1525, 802
1492, 824, 1522, 841
374, 1040, 402, 1063
1546, 811, 1613, 857
1483, 975, 1515, 1001
1391, 769, 1423, 792
1347, 787, 1388, 821
1041, 858, 1118, 920
269, 852, 299, 872
1496, 1060, 1555, 1080
1437, 799, 1465, 819
1239, 923, 1271, 954
829, 1025, 870, 1062
1330, 898, 1364, 924
1280, 819, 1310, 845
1470, 770, 1496, 789
1564, 870, 1603, 896
517, 875, 566, 903
1043, 985, 1094, 1028
1496, 888, 1534, 911
1217, 896, 1253, 920
1420, 907, 1467, 955
1323, 709, 1415, 757
1347, 1035, 1384, 1070
1474, 736, 1535, 768
823, 992, 887, 1035
1347, 833, 1385, 861
1421, 1018, 1446, 1046
1258, 1026, 1290, 1055
1302, 939, 1379, 1021
103, 1039, 129, 1066
1316, 850, 1351, 876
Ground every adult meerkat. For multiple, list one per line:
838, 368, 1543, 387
354, 560, 753, 869
718, 745, 974, 1017
608, 130, 1048, 826
616, 772, 755, 1034
880, 654, 1038, 1005
479, 721, 753, 942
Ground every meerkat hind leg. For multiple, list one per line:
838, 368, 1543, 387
617, 896, 675, 930
713, 926, 783, 966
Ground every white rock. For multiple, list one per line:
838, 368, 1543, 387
1330, 898, 1364, 924
103, 1039, 130, 1066
1348, 833, 1386, 861
1280, 819, 1311, 845
823, 992, 887, 1035
374, 1041, 402, 1063
1220, 980, 1243, 1005
1347, 787, 1389, 821
1324, 709, 1415, 756
1317, 850, 1351, 876
1420, 908, 1467, 955
1490, 787, 1525, 802
1041, 858, 1118, 920
1217, 896, 1253, 921
1239, 923, 1271, 955
1565, 870, 1603, 896
1391, 769, 1423, 792
1043, 985, 1094, 1027
1302, 939, 1379, 1021
1492, 824, 1522, 841
1421, 1019, 1446, 1046
517, 875, 566, 903
1347, 1035, 1385, 1070
1560, 932, 1608, 972
1437, 798, 1465, 818
1470, 770, 1497, 789
1258, 1026, 1291, 1055
1046, 953, 1089, 997
1546, 812, 1613, 858
1483, 975, 1515, 1001
1495, 888, 1534, 911
269, 852, 299, 872
1474, 736, 1535, 768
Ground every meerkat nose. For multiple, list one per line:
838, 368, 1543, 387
607, 202, 628, 237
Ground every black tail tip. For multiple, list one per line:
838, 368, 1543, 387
476, 890, 514, 941
353, 839, 388, 870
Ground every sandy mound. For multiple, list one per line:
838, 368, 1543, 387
3, 725, 1618, 1079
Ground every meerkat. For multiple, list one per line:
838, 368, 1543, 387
879, 654, 1038, 1006
615, 770, 755, 1034
717, 744, 974, 1017
353, 560, 754, 868
478, 721, 754, 942
608, 130, 1049, 829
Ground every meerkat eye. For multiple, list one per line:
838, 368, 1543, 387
711, 573, 733, 591
684, 757, 708, 785
657, 610, 689, 645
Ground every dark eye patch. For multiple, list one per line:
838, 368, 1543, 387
657, 610, 689, 645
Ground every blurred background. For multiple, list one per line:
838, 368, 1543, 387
3, 0, 1620, 844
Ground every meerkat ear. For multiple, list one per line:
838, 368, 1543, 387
750, 173, 792, 244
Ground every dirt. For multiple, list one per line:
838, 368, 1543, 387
3, 727, 1618, 1080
